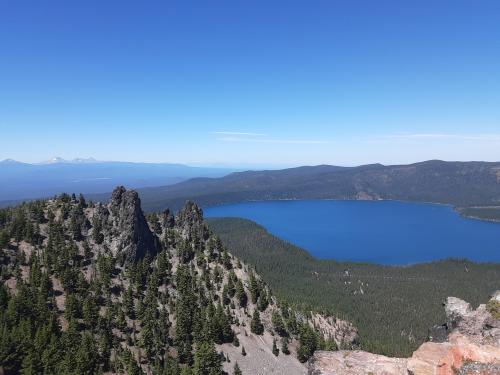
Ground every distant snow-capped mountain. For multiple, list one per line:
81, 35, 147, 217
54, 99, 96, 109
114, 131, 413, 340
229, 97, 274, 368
38, 156, 99, 164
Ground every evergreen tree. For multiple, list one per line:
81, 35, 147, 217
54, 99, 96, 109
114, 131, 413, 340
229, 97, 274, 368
235, 280, 247, 308
250, 310, 264, 335
233, 362, 242, 375
75, 333, 100, 374
0, 191, 339, 373
297, 324, 318, 363
193, 341, 222, 375
281, 337, 290, 355
248, 273, 260, 304
78, 193, 87, 208
272, 339, 279, 356
0, 229, 9, 248
272, 311, 287, 337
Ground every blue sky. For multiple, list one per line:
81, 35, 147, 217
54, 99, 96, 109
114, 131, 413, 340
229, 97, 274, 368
1, 1, 499, 167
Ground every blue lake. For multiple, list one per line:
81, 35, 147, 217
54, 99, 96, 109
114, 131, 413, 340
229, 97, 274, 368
204, 200, 500, 265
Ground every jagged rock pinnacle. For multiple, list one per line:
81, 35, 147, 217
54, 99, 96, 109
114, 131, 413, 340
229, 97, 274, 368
175, 200, 209, 241
106, 186, 157, 263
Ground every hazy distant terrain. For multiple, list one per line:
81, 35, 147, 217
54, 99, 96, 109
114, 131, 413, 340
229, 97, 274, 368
90, 160, 500, 220
0, 158, 233, 203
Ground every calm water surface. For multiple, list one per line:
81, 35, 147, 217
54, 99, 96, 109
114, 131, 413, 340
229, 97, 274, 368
204, 200, 500, 265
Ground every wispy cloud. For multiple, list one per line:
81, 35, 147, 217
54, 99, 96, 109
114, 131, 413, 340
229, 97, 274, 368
211, 131, 267, 136
216, 136, 329, 144
383, 133, 500, 141
211, 131, 329, 144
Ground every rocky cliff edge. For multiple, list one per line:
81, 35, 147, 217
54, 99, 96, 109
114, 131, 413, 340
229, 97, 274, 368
308, 292, 500, 375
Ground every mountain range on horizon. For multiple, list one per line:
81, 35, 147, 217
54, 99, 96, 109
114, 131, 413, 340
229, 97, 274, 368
0, 158, 235, 202
78, 160, 500, 221
0, 157, 187, 166
2, 159, 500, 222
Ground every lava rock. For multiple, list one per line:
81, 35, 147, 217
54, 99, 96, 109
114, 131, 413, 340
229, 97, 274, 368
107, 186, 158, 264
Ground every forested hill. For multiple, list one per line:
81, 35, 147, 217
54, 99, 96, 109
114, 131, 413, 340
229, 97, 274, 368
91, 160, 500, 219
0, 187, 358, 375
207, 217, 500, 357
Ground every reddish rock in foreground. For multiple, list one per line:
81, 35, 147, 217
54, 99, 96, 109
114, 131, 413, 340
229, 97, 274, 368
308, 293, 500, 375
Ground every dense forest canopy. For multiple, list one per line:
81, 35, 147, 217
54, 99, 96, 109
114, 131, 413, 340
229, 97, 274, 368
207, 217, 500, 357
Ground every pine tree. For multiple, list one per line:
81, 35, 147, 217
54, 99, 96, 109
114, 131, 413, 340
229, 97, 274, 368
272, 339, 279, 356
0, 229, 9, 249
82, 295, 99, 329
248, 272, 260, 304
233, 362, 242, 375
297, 324, 318, 363
235, 280, 247, 308
74, 333, 100, 374
281, 337, 290, 355
70, 215, 82, 241
232, 334, 240, 347
221, 250, 232, 270
193, 341, 222, 375
272, 311, 287, 337
78, 193, 87, 208
257, 291, 269, 312
250, 310, 264, 335
122, 348, 143, 375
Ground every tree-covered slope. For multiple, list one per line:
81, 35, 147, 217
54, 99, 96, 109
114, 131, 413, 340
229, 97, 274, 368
0, 188, 357, 375
207, 217, 500, 357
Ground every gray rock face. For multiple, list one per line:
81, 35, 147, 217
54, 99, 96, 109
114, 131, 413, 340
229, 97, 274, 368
308, 350, 408, 375
175, 200, 209, 241
310, 313, 360, 350
445, 296, 472, 330
491, 290, 500, 303
444, 296, 500, 345
105, 186, 157, 263
161, 208, 175, 229
428, 324, 448, 343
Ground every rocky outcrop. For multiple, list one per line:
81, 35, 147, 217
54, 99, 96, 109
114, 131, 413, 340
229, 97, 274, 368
445, 296, 473, 330
175, 200, 209, 241
308, 293, 500, 375
442, 295, 500, 346
407, 333, 500, 375
308, 350, 408, 375
310, 313, 359, 349
103, 186, 158, 263
160, 208, 175, 229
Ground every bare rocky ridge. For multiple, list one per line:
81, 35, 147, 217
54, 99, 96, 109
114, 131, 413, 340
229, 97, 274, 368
308, 294, 500, 375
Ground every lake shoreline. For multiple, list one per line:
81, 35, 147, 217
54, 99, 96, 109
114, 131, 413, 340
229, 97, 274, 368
201, 197, 500, 224
205, 199, 500, 264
